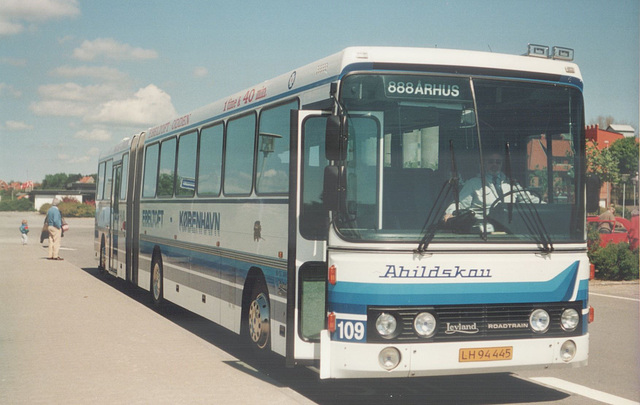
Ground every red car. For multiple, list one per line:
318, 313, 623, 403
587, 216, 633, 248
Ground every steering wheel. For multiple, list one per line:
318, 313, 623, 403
489, 188, 542, 212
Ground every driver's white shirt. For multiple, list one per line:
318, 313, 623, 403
445, 172, 539, 217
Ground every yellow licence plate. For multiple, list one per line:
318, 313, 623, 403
459, 346, 513, 362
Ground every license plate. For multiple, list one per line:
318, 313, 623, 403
459, 346, 513, 362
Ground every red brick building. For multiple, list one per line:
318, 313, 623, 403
585, 125, 625, 208
585, 124, 624, 149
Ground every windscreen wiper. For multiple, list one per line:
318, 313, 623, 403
416, 140, 459, 253
502, 143, 554, 253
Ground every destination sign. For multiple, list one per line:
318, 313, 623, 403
383, 75, 470, 101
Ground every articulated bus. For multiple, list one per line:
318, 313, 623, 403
95, 46, 591, 379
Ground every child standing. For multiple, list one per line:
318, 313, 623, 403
20, 219, 29, 245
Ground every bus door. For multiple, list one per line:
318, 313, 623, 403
126, 133, 145, 285
287, 110, 330, 365
109, 163, 123, 276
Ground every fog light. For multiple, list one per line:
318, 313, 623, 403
376, 313, 398, 339
560, 308, 579, 331
560, 340, 577, 362
530, 309, 550, 333
414, 312, 437, 338
378, 347, 401, 371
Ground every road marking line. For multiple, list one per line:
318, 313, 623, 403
531, 377, 640, 405
590, 292, 640, 302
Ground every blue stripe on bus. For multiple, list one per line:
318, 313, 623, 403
576, 279, 588, 304
328, 261, 580, 314
138, 238, 287, 294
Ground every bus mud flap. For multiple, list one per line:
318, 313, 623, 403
319, 329, 331, 379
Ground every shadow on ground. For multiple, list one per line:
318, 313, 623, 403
81, 266, 569, 405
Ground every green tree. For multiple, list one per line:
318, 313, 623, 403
41, 173, 70, 189
66, 173, 84, 184
589, 242, 639, 281
586, 142, 619, 184
608, 137, 639, 176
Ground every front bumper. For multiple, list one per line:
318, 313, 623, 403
319, 331, 588, 379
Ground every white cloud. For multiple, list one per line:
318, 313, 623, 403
0, 0, 79, 36
74, 128, 112, 141
67, 155, 92, 164
73, 38, 158, 61
30, 99, 91, 117
30, 82, 129, 117
0, 83, 22, 98
1, 57, 27, 67
52, 65, 128, 82
194, 66, 208, 78
86, 84, 177, 127
30, 80, 177, 128
57, 35, 74, 44
5, 120, 33, 131
38, 82, 126, 102
0, 19, 23, 36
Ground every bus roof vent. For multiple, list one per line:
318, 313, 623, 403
526, 44, 574, 61
552, 46, 574, 61
527, 44, 549, 58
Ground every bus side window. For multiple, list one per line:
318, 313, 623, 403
300, 116, 329, 240
142, 143, 160, 198
176, 131, 197, 197
157, 138, 177, 197
224, 113, 256, 195
256, 100, 297, 194
97, 161, 106, 200
120, 153, 129, 201
198, 124, 224, 196
104, 159, 113, 200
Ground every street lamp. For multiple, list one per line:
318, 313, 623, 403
632, 174, 639, 209
604, 140, 610, 207
621, 174, 629, 215
257, 132, 282, 190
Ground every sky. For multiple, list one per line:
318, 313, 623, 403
0, 0, 638, 183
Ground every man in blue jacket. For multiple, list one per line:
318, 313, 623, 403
47, 198, 63, 260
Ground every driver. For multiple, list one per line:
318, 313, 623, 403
443, 151, 539, 223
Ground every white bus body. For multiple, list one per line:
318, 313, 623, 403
95, 46, 589, 379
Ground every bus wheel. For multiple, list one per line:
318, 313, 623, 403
247, 282, 270, 350
98, 240, 106, 274
151, 255, 164, 307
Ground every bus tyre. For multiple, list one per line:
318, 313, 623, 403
151, 255, 164, 307
247, 282, 270, 350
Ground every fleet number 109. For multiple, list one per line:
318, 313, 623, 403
335, 320, 366, 341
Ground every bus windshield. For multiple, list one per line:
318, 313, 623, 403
336, 73, 585, 245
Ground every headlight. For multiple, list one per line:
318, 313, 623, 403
529, 308, 550, 333
379, 347, 401, 371
375, 312, 398, 338
414, 312, 437, 338
560, 340, 577, 362
561, 308, 580, 331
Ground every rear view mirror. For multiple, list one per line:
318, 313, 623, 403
325, 115, 348, 161
460, 108, 476, 128
323, 165, 345, 212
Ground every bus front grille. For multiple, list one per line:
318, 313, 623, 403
366, 302, 583, 343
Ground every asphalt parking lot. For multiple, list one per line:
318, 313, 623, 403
0, 211, 313, 405
1, 211, 638, 404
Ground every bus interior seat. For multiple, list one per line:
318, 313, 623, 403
383, 168, 446, 229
